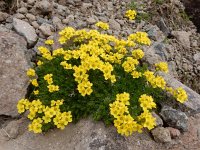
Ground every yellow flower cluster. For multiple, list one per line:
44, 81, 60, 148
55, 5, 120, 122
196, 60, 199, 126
17, 98, 30, 113
20, 19, 188, 135
110, 93, 157, 135
143, 70, 166, 89
138, 95, 156, 130
122, 57, 139, 73
125, 10, 137, 20
59, 27, 75, 44
128, 32, 151, 45
110, 93, 143, 136
166, 87, 188, 103
137, 111, 156, 130
38, 46, 53, 60
17, 98, 72, 133
155, 62, 169, 73
44, 74, 59, 93
28, 118, 43, 133
95, 21, 109, 30
139, 94, 156, 111
45, 39, 54, 45
132, 49, 144, 59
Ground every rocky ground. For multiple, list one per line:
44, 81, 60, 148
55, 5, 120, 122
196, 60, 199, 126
0, 0, 200, 150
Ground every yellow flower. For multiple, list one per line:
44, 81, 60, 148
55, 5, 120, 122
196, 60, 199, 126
45, 39, 54, 45
47, 84, 59, 92
95, 21, 109, 30
125, 10, 137, 20
31, 79, 39, 87
155, 62, 169, 73
33, 90, 39, 95
37, 60, 43, 66
131, 71, 142, 78
27, 68, 35, 77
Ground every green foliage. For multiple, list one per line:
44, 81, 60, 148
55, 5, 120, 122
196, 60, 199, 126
29, 57, 164, 126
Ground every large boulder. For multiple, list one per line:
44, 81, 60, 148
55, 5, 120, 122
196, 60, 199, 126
0, 27, 30, 117
0, 119, 163, 150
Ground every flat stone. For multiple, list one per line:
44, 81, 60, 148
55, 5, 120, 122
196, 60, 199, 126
13, 18, 38, 47
0, 119, 162, 150
0, 28, 29, 117
151, 127, 172, 143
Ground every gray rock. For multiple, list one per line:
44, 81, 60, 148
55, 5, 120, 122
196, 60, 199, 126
99, 16, 108, 22
197, 127, 200, 139
31, 21, 39, 29
109, 19, 121, 30
17, 7, 28, 14
39, 23, 53, 36
36, 0, 53, 14
14, 13, 25, 19
151, 127, 172, 143
172, 31, 191, 49
193, 53, 200, 64
160, 106, 188, 132
87, 17, 96, 25
37, 17, 52, 25
152, 112, 163, 127
52, 16, 64, 30
4, 120, 21, 139
13, 18, 38, 47
26, 13, 36, 21
0, 29, 29, 117
157, 17, 171, 36
147, 25, 165, 41
0, 12, 9, 22
153, 42, 168, 61
0, 119, 162, 150
76, 20, 87, 29
81, 3, 93, 13
166, 127, 181, 139
5, 23, 13, 30
27, 0, 35, 5
107, 2, 113, 11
